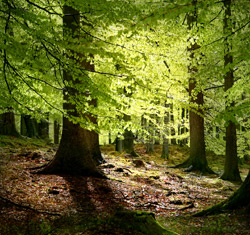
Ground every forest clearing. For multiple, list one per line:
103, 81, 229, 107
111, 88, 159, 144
0, 135, 250, 234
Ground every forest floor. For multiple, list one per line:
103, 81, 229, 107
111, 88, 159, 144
0, 135, 250, 234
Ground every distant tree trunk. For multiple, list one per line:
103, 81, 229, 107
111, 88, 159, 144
161, 102, 170, 159
146, 141, 154, 154
146, 119, 155, 154
220, 0, 241, 182
178, 108, 188, 147
54, 120, 60, 144
38, 113, 49, 140
154, 114, 160, 145
21, 115, 38, 138
195, 169, 250, 216
115, 136, 124, 153
174, 1, 213, 173
0, 109, 19, 137
123, 115, 138, 157
161, 138, 169, 159
170, 104, 176, 145
108, 132, 112, 144
39, 5, 104, 176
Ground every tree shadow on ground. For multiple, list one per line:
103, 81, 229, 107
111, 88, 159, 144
63, 175, 124, 216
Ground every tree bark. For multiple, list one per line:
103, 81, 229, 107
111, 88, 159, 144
0, 109, 19, 137
220, 0, 241, 182
21, 115, 38, 138
115, 136, 124, 153
146, 119, 155, 154
174, 1, 213, 173
38, 5, 104, 177
38, 113, 49, 140
53, 120, 60, 144
161, 102, 170, 159
123, 114, 138, 157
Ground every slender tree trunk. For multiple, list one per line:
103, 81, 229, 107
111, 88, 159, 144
170, 104, 176, 145
220, 0, 241, 182
161, 102, 170, 159
178, 108, 188, 147
39, 5, 104, 176
146, 141, 154, 154
0, 108, 19, 137
146, 119, 155, 154
108, 132, 112, 144
174, 1, 213, 173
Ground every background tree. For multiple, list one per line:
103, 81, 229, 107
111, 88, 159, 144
220, 0, 241, 182
174, 1, 213, 173
0, 109, 19, 137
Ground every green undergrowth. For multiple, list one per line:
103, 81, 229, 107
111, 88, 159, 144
158, 213, 250, 235
1, 211, 177, 235
0, 135, 54, 149
101, 143, 249, 180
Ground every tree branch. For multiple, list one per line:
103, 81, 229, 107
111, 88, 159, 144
24, 0, 61, 16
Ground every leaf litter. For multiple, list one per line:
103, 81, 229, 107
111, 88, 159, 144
0, 139, 250, 234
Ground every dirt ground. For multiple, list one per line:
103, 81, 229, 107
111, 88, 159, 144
0, 136, 250, 234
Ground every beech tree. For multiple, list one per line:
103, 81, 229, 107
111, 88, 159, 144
0, 109, 19, 137
220, 0, 241, 182
1, 0, 250, 179
39, 4, 104, 176
174, 1, 213, 173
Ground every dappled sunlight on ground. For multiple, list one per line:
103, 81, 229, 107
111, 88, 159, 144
0, 139, 250, 234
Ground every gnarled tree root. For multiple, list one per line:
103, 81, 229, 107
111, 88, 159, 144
171, 158, 215, 175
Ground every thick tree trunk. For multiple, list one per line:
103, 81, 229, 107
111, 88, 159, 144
220, 0, 241, 182
53, 120, 60, 144
38, 5, 104, 176
184, 85, 212, 172
174, 1, 213, 173
0, 109, 19, 137
40, 116, 103, 176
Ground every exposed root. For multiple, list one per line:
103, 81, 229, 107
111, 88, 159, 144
172, 159, 215, 175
